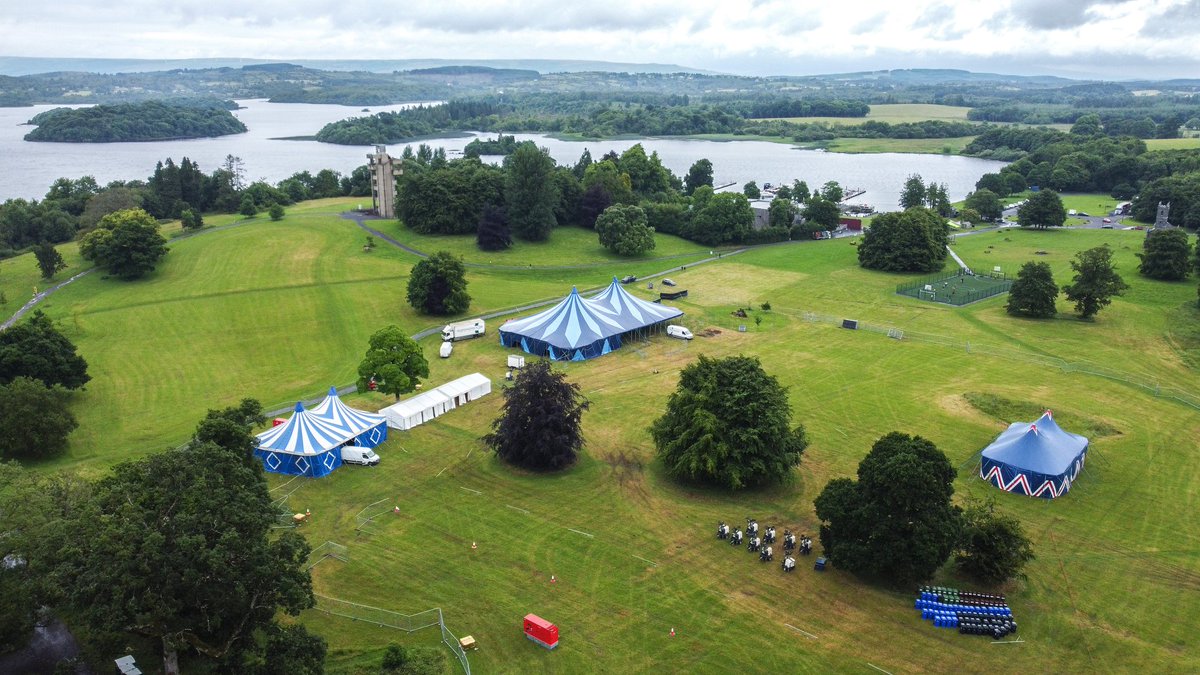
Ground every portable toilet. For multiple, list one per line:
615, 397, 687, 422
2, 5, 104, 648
523, 614, 559, 650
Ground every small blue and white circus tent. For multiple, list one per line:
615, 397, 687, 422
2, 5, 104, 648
589, 277, 683, 332
980, 411, 1089, 499
499, 286, 628, 361
254, 402, 352, 478
311, 386, 389, 448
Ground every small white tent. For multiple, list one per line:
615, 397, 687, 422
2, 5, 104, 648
379, 373, 492, 431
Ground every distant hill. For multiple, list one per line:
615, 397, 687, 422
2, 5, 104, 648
787, 69, 1075, 86
0, 56, 715, 77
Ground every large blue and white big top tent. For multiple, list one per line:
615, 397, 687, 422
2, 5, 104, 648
979, 411, 1089, 499
311, 386, 389, 448
499, 281, 684, 361
254, 402, 352, 478
499, 286, 629, 361
590, 277, 683, 332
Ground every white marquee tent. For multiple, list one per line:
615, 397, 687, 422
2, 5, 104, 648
380, 373, 492, 431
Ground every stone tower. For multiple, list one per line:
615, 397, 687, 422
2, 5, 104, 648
1152, 201, 1173, 230
367, 146, 401, 218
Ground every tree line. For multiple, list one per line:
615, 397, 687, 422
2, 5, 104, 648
0, 155, 373, 260
23, 100, 246, 143
392, 140, 851, 255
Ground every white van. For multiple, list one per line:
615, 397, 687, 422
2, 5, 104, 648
341, 446, 380, 466
439, 341, 453, 358
666, 325, 693, 340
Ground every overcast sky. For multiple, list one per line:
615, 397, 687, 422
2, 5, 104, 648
2, 0, 1198, 79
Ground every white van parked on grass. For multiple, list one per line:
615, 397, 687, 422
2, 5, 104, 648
341, 446, 380, 466
439, 341, 453, 358
666, 325, 693, 340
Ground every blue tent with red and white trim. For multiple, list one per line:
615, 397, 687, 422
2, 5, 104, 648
979, 411, 1089, 499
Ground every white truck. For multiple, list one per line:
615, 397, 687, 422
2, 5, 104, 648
442, 318, 486, 342
341, 446, 380, 466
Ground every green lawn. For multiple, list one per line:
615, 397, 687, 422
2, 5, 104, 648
0, 240, 87, 307
17, 203, 1200, 673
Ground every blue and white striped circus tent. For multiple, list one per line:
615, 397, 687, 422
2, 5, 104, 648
499, 286, 629, 361
589, 277, 683, 332
979, 411, 1089, 499
500, 282, 686, 361
310, 386, 389, 448
254, 402, 351, 478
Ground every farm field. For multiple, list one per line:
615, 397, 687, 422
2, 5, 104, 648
11, 201, 1200, 673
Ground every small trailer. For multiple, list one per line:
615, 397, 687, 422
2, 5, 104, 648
523, 614, 559, 650
507, 354, 525, 369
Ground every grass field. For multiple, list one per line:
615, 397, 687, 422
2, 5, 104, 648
1145, 138, 1200, 151
13, 201, 1200, 673
807, 136, 975, 155
768, 103, 972, 126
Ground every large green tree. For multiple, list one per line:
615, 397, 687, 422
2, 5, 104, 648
955, 498, 1036, 586
33, 242, 67, 279
193, 398, 265, 468
595, 204, 656, 256
1017, 189, 1067, 229
79, 207, 168, 279
406, 251, 471, 315
684, 158, 713, 195
1138, 228, 1192, 281
476, 204, 512, 251
856, 207, 948, 273
1006, 261, 1059, 318
38, 443, 316, 674
814, 432, 961, 585
356, 325, 429, 401
505, 142, 558, 241
964, 189, 1003, 222
691, 192, 753, 246
801, 197, 840, 230
768, 196, 798, 229
0, 376, 77, 461
0, 309, 90, 389
483, 360, 589, 471
1062, 244, 1130, 319
651, 355, 807, 490
899, 174, 926, 210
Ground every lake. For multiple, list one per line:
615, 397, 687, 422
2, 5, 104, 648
0, 100, 1006, 209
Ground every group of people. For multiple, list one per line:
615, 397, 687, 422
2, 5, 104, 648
716, 518, 813, 572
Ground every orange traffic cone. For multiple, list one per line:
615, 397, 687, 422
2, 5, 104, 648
670, 627, 676, 637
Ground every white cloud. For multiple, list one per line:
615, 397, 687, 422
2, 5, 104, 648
0, 0, 1197, 78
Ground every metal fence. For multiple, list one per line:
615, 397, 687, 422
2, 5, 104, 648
313, 594, 471, 675
896, 270, 1013, 306
799, 310, 1200, 411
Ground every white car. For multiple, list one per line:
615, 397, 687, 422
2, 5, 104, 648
662, 278, 677, 286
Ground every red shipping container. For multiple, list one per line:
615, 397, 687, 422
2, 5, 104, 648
523, 614, 559, 650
